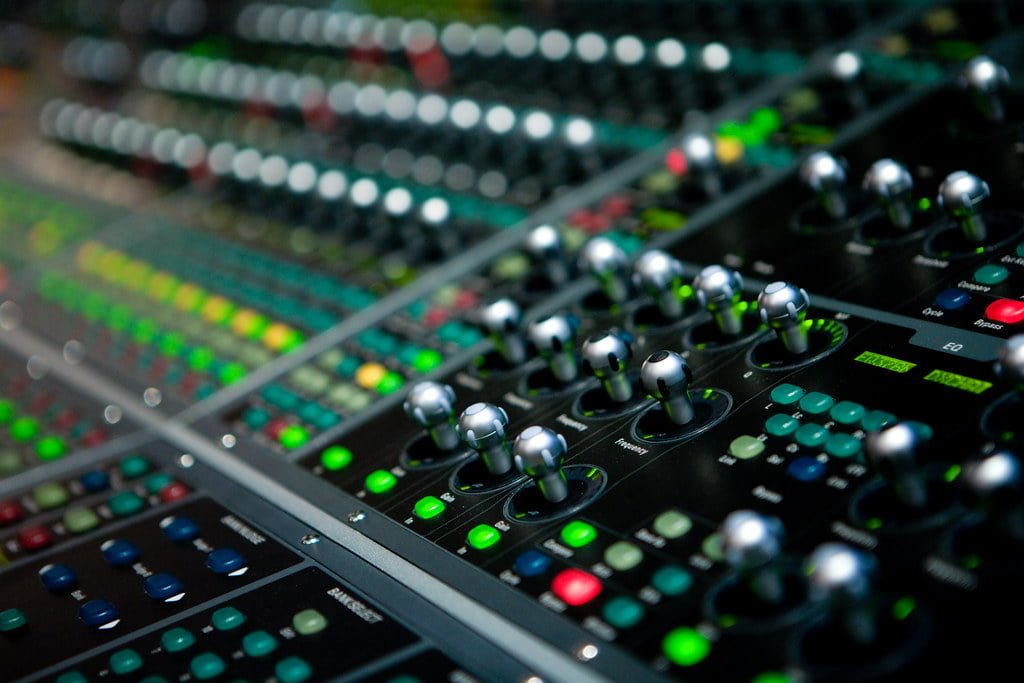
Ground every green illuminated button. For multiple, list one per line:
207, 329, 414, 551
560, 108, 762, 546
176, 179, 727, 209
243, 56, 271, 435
798, 392, 835, 415
652, 565, 693, 596
560, 520, 597, 548
33, 482, 69, 509
365, 470, 397, 495
108, 491, 145, 517
861, 410, 897, 432
652, 510, 692, 539
0, 450, 22, 475
119, 455, 150, 479
211, 606, 246, 631
794, 423, 829, 448
275, 656, 313, 683
829, 401, 866, 425
413, 496, 446, 520
752, 673, 794, 683
769, 383, 804, 405
64, 506, 101, 533
825, 433, 862, 458
109, 649, 143, 675
662, 627, 711, 667
190, 653, 226, 680
0, 400, 13, 424
412, 349, 443, 373
161, 626, 196, 653
56, 672, 87, 683
36, 436, 67, 461
0, 608, 27, 632
974, 264, 1009, 285
728, 435, 765, 459
242, 630, 278, 657
10, 417, 40, 442
765, 414, 800, 437
292, 609, 328, 636
602, 596, 645, 629
604, 541, 643, 571
467, 524, 501, 550
320, 446, 353, 471
278, 425, 309, 449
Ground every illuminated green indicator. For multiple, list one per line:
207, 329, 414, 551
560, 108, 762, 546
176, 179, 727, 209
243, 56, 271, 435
10, 417, 39, 442
412, 348, 443, 373
376, 371, 404, 395
866, 517, 883, 530
278, 425, 310, 449
365, 469, 397, 494
662, 627, 711, 667
923, 369, 992, 395
854, 351, 917, 374
320, 446, 353, 471
218, 362, 247, 386
188, 347, 215, 371
944, 464, 961, 483
413, 496, 446, 520
560, 520, 598, 548
36, 436, 67, 460
467, 524, 501, 550
0, 399, 14, 424
962, 554, 981, 570
752, 673, 794, 683
892, 596, 916, 621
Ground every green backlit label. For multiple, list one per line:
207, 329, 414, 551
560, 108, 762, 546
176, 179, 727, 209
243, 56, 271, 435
854, 351, 917, 374
923, 369, 992, 395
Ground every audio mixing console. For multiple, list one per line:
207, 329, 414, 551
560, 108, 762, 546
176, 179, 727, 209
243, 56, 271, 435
1, 1, 1023, 681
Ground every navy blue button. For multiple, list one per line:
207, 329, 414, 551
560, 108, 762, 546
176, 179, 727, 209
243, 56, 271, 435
788, 456, 827, 482
144, 573, 184, 601
101, 539, 140, 566
40, 563, 78, 592
160, 515, 200, 543
935, 289, 971, 311
206, 548, 246, 575
79, 599, 119, 627
80, 470, 111, 492
514, 550, 552, 578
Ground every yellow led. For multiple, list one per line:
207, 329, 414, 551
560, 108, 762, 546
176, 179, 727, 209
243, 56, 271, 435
147, 271, 179, 302
715, 136, 744, 165
355, 362, 387, 390
201, 295, 236, 325
75, 241, 104, 273
261, 323, 302, 352
97, 249, 128, 282
172, 283, 206, 312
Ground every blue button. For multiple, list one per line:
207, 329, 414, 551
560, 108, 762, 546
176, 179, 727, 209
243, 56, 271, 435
788, 456, 827, 482
206, 548, 246, 575
144, 573, 185, 601
79, 599, 119, 627
40, 563, 78, 592
160, 515, 200, 543
934, 289, 971, 311
514, 550, 552, 578
101, 539, 140, 566
80, 470, 111, 492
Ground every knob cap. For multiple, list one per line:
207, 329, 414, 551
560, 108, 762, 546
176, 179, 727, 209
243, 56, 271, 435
457, 402, 513, 475
805, 542, 878, 644
963, 450, 1024, 539
693, 265, 744, 336
721, 510, 786, 603
579, 237, 632, 303
863, 159, 915, 230
679, 132, 721, 195
961, 55, 1010, 122
801, 151, 849, 219
528, 314, 579, 384
865, 423, 927, 508
633, 250, 686, 319
938, 171, 990, 244
581, 330, 634, 403
758, 282, 811, 355
513, 425, 569, 504
996, 335, 1024, 391
403, 381, 460, 451
640, 350, 695, 425
478, 297, 527, 365
523, 224, 569, 286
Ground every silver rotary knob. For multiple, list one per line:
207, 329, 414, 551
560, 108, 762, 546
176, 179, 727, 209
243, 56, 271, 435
865, 423, 927, 508
805, 543, 878, 644
579, 236, 632, 303
523, 224, 569, 286
513, 425, 569, 504
863, 159, 915, 230
528, 314, 579, 384
961, 55, 1011, 122
963, 451, 1024, 540
633, 250, 686, 319
996, 335, 1024, 392
640, 350, 695, 426
581, 330, 634, 403
693, 265, 744, 336
478, 297, 527, 365
800, 151, 849, 220
938, 170, 991, 244
758, 282, 811, 355
679, 132, 721, 196
403, 381, 460, 451
721, 510, 786, 603
457, 402, 513, 475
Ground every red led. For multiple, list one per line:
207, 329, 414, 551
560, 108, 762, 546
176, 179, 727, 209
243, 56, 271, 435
264, 418, 289, 441
454, 290, 479, 311
423, 308, 450, 328
80, 428, 108, 447
985, 299, 1024, 325
601, 195, 632, 218
665, 148, 688, 176
18, 525, 54, 551
551, 568, 603, 606
0, 500, 23, 526
160, 482, 190, 503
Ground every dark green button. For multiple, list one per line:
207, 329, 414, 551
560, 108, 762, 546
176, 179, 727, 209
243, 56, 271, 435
825, 433, 862, 458
190, 653, 226, 680
798, 392, 835, 415
119, 455, 150, 479
211, 606, 246, 631
765, 414, 800, 437
652, 565, 693, 596
56, 672, 87, 683
109, 649, 143, 675
275, 657, 313, 683
145, 473, 173, 495
794, 423, 829, 448
242, 630, 278, 657
602, 596, 645, 629
905, 421, 934, 441
161, 626, 195, 653
769, 383, 804, 405
0, 607, 27, 632
108, 491, 145, 517
0, 450, 22, 475
861, 410, 897, 432
975, 264, 1009, 285
728, 435, 765, 459
829, 401, 865, 425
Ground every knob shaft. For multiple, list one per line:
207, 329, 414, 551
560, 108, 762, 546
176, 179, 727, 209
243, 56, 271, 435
996, 334, 1024, 391
721, 510, 786, 603
403, 382, 460, 451
961, 55, 1011, 122
640, 350, 695, 425
513, 425, 569, 504
523, 225, 569, 286
805, 543, 878, 644
801, 151, 849, 220
579, 237, 632, 303
478, 298, 527, 365
633, 250, 686, 319
863, 159, 915, 230
581, 330, 634, 403
758, 282, 811, 355
528, 314, 579, 384
679, 132, 721, 196
694, 265, 744, 336
458, 403, 513, 475
938, 171, 990, 244
963, 450, 1024, 540
865, 423, 927, 508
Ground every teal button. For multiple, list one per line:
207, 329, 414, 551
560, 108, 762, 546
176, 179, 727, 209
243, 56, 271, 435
651, 565, 693, 596
161, 626, 195, 653
825, 432, 863, 458
56, 672, 87, 683
109, 649, 143, 675
0, 608, 27, 632
190, 653, 226, 680
769, 383, 804, 405
602, 596, 645, 629
861, 410, 897, 432
140, 677, 168, 683
728, 435, 765, 459
975, 264, 1009, 285
211, 606, 246, 631
108, 491, 145, 517
145, 473, 174, 495
794, 423, 829, 448
829, 401, 866, 425
119, 455, 150, 479
765, 414, 800, 437
798, 392, 835, 415
905, 421, 934, 441
242, 630, 278, 657
275, 656, 313, 683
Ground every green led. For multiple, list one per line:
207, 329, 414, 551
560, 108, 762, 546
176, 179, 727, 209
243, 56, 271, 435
10, 416, 39, 443
365, 469, 397, 494
35, 436, 67, 461
866, 517, 883, 531
892, 596, 916, 621
0, 399, 15, 424
278, 425, 310, 450
917, 197, 932, 211
944, 464, 961, 483
132, 318, 160, 344
752, 673, 794, 683
466, 524, 501, 550
662, 627, 711, 667
159, 332, 186, 357
376, 371, 404, 395
320, 445, 353, 471
412, 348, 444, 373
413, 495, 446, 520
218, 362, 247, 386
962, 554, 981, 570
188, 347, 215, 371
560, 520, 598, 548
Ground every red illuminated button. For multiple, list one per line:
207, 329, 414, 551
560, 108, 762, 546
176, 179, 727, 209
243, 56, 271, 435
18, 525, 54, 551
0, 500, 23, 526
985, 299, 1024, 325
550, 568, 603, 606
160, 482, 190, 503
